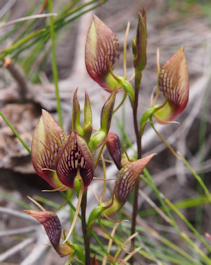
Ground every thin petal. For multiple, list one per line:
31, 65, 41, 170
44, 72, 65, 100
31, 110, 66, 190
154, 47, 189, 123
85, 15, 120, 91
56, 131, 94, 190
115, 154, 156, 203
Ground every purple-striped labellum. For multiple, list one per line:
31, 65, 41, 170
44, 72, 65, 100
115, 154, 156, 203
24, 210, 74, 257
56, 131, 94, 190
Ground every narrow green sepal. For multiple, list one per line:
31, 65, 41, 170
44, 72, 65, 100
140, 107, 155, 135
72, 89, 84, 136
83, 89, 92, 134
87, 205, 104, 234
100, 89, 116, 133
133, 9, 147, 72
84, 121, 93, 142
71, 244, 85, 263
118, 79, 135, 104
102, 199, 124, 216
89, 90, 116, 150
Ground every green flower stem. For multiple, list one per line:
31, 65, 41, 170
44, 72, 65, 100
81, 191, 90, 265
103, 219, 201, 265
54, 189, 73, 213
0, 112, 31, 154
0, 191, 34, 210
61, 189, 124, 257
150, 117, 179, 159
178, 152, 211, 200
98, 217, 124, 253
164, 198, 211, 252
113, 91, 127, 114
0, 3, 41, 45
60, 189, 110, 257
1, 29, 45, 55
141, 173, 180, 231
141, 174, 210, 263
91, 231, 109, 257
35, 196, 60, 209
158, 235, 201, 265
48, 0, 63, 128
196, 86, 210, 232
181, 233, 211, 265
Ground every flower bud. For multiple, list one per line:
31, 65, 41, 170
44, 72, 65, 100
85, 15, 120, 92
87, 205, 104, 234
91, 255, 99, 265
72, 88, 84, 136
89, 89, 116, 150
106, 132, 122, 170
83, 89, 92, 142
133, 8, 147, 71
154, 46, 189, 124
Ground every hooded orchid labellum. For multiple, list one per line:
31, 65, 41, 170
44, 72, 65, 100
24, 210, 74, 257
31, 109, 94, 191
103, 154, 156, 216
56, 131, 94, 190
153, 46, 189, 124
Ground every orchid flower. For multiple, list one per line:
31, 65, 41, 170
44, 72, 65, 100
31, 109, 94, 191
153, 46, 189, 124
140, 46, 189, 134
24, 209, 74, 257
32, 87, 116, 191
104, 133, 155, 215
87, 132, 155, 221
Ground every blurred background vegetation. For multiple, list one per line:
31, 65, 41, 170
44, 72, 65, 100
0, 0, 210, 264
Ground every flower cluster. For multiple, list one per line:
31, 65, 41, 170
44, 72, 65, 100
27, 10, 189, 263
31, 89, 116, 191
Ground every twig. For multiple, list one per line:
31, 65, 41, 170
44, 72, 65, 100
3, 57, 29, 101
39, 0, 49, 14
0, 207, 36, 222
0, 226, 38, 237
0, 0, 16, 20
0, 238, 34, 262
0, 13, 57, 28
